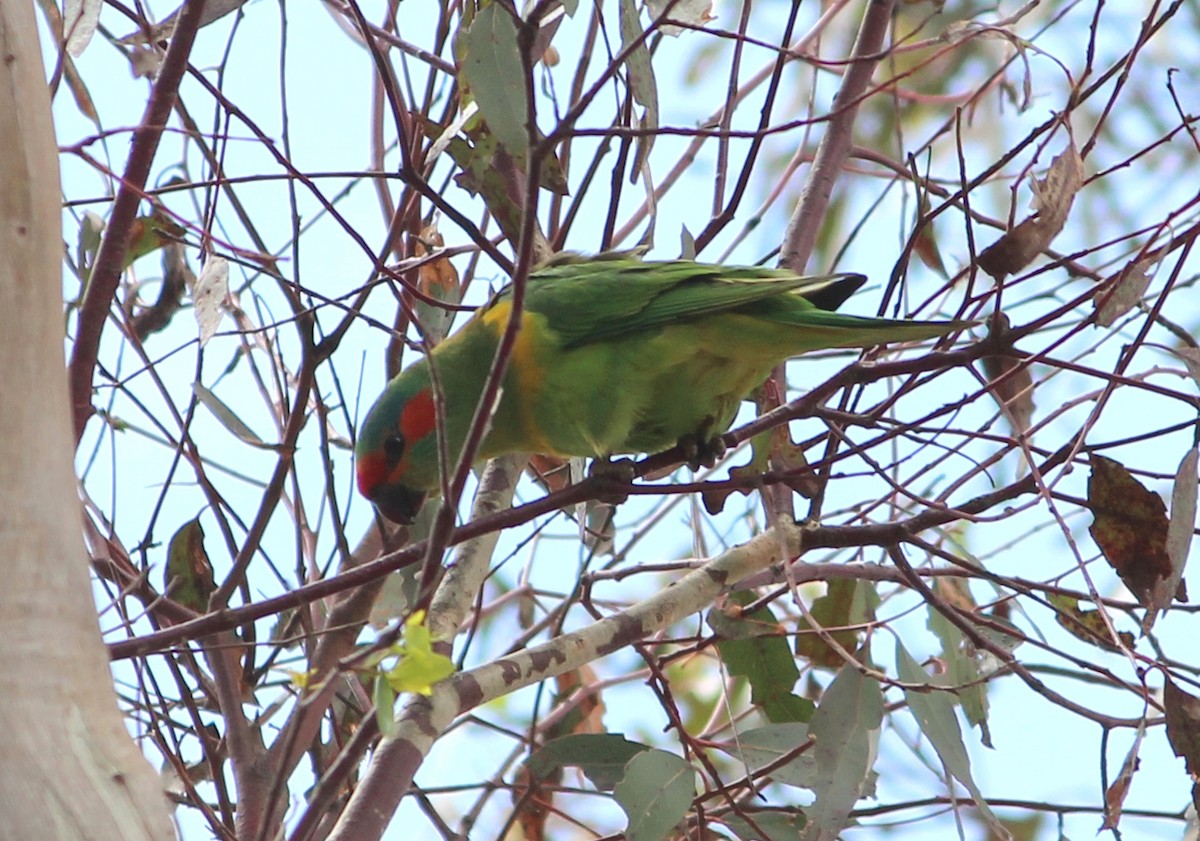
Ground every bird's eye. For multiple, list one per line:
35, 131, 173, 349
384, 433, 406, 466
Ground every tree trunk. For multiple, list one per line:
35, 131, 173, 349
0, 3, 174, 839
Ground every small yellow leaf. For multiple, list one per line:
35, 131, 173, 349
384, 611, 455, 696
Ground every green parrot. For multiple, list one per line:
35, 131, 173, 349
356, 255, 967, 524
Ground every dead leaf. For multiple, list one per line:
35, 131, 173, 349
912, 192, 948, 277
408, 225, 460, 345
1167, 346, 1200, 390
1087, 455, 1173, 608
118, 0, 249, 45
1095, 257, 1154, 327
131, 240, 192, 340
978, 143, 1084, 280
981, 313, 1035, 436
1047, 593, 1134, 654
63, 0, 101, 56
1165, 677, 1200, 780
192, 256, 229, 347
646, 0, 716, 36
1165, 678, 1200, 772
1101, 720, 1145, 831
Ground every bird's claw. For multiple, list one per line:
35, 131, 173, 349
587, 456, 636, 505
678, 432, 727, 471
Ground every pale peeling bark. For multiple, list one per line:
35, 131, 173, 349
0, 3, 174, 839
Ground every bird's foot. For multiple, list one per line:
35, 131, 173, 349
677, 432, 727, 471
587, 456, 636, 505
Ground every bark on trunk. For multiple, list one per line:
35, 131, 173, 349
0, 3, 174, 838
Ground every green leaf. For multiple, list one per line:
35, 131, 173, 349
713, 598, 813, 723
618, 0, 658, 179
795, 579, 867, 669
896, 643, 1008, 839
373, 676, 398, 738
804, 664, 883, 840
720, 810, 805, 840
383, 611, 455, 696
192, 382, 277, 450
926, 595, 992, 746
460, 4, 529, 158
526, 733, 650, 791
162, 517, 214, 612
614, 749, 695, 841
718, 723, 815, 789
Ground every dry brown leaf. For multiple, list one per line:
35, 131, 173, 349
1087, 455, 1172, 608
980, 314, 1035, 436
1095, 257, 1154, 327
1165, 677, 1200, 782
1165, 678, 1200, 764
192, 256, 229, 347
978, 143, 1084, 280
1101, 721, 1144, 831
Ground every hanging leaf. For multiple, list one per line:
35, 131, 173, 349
526, 733, 649, 792
646, 0, 716, 37
978, 143, 1084, 280
193, 383, 276, 449
192, 256, 229, 347
613, 750, 695, 841
804, 664, 883, 840
162, 517, 214, 612
1095, 256, 1154, 327
981, 313, 1036, 436
1166, 346, 1200, 390
795, 579, 870, 669
928, 580, 992, 746
912, 191, 948, 277
897, 644, 1010, 840
711, 595, 813, 723
1087, 455, 1174, 608
408, 225, 460, 345
1164, 676, 1200, 810
1047, 593, 1134, 653
1143, 446, 1198, 629
1101, 720, 1146, 831
63, 0, 101, 56
460, 4, 529, 159
618, 0, 658, 181
131, 240, 192, 340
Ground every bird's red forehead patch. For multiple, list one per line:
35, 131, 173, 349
356, 451, 387, 498
400, 387, 437, 444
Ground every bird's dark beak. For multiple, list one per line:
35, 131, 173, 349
369, 483, 428, 525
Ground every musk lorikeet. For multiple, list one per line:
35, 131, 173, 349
356, 255, 968, 524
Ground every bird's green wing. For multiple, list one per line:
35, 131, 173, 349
509, 257, 862, 349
